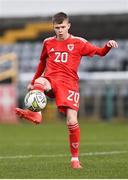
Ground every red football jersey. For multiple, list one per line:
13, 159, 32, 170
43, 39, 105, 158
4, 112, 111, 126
31, 35, 111, 85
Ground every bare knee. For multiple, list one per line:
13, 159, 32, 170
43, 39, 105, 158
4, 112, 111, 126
66, 108, 78, 126
35, 77, 51, 91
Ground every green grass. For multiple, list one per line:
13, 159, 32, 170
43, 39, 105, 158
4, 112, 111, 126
0, 120, 128, 178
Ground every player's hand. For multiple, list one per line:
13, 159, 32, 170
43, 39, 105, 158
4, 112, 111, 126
27, 83, 34, 91
106, 40, 118, 48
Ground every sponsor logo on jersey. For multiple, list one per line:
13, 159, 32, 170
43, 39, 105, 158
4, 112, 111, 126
67, 44, 74, 51
50, 48, 55, 52
72, 142, 79, 149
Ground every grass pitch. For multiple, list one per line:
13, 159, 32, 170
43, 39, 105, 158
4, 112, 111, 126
0, 120, 128, 178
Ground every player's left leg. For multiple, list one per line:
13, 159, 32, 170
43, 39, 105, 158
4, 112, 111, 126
54, 81, 82, 168
66, 108, 82, 169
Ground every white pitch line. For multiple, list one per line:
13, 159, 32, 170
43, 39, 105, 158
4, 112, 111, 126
0, 150, 127, 160
15, 141, 128, 146
80, 150, 128, 156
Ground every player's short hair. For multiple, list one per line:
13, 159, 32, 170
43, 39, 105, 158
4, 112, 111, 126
52, 12, 69, 24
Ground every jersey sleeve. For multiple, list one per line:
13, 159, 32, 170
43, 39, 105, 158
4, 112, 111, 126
31, 41, 48, 85
80, 40, 111, 57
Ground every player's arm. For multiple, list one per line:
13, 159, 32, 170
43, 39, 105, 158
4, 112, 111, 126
28, 42, 48, 90
81, 39, 118, 57
95, 40, 118, 56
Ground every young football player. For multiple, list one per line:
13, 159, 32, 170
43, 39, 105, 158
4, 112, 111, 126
15, 12, 118, 169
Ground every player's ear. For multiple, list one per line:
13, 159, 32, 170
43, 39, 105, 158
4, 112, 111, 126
68, 23, 71, 29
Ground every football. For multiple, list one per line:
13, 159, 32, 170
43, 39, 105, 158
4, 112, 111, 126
24, 90, 47, 112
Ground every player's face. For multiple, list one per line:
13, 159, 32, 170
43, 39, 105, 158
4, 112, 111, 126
53, 20, 71, 40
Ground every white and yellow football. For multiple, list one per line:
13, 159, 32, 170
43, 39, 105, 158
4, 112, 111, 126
24, 90, 47, 112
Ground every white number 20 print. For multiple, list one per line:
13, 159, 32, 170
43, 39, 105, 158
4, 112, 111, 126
54, 52, 68, 63
67, 90, 79, 104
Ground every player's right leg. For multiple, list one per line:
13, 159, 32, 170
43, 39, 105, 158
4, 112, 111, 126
15, 108, 42, 124
33, 76, 52, 92
15, 77, 52, 124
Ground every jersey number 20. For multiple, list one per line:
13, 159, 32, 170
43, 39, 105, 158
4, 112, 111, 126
67, 90, 79, 104
54, 52, 68, 63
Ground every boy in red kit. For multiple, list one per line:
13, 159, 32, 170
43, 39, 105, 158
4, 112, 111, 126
15, 12, 118, 169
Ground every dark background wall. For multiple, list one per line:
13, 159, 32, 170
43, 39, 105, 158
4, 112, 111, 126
70, 14, 128, 39
0, 13, 128, 42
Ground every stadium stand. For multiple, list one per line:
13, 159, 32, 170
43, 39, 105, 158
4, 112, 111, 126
0, 39, 128, 74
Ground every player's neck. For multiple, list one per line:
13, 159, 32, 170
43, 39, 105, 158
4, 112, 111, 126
56, 33, 70, 41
